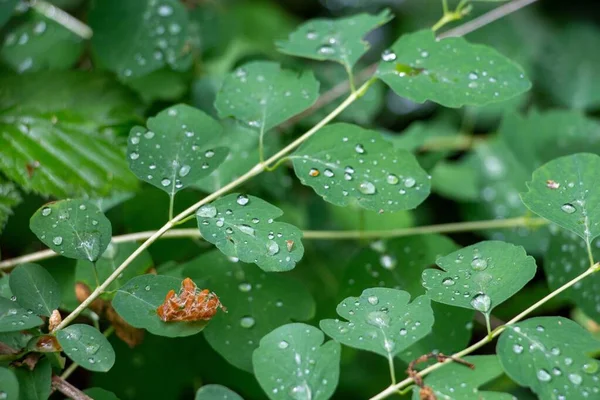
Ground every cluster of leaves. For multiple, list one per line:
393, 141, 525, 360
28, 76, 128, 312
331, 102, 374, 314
2, 0, 600, 399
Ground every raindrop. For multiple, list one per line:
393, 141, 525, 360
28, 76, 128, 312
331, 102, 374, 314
144, 131, 155, 139
278, 340, 289, 349
513, 344, 523, 354
290, 384, 311, 400
309, 168, 320, 177
366, 311, 390, 328
130, 137, 140, 145
386, 174, 399, 185
355, 144, 365, 154
468, 72, 479, 80
561, 203, 576, 214
161, 178, 171, 187
240, 316, 255, 328
384, 338, 396, 352
41, 207, 51, 216
399, 328, 407, 336
145, 285, 151, 291
420, 51, 429, 58
471, 258, 488, 271
583, 361, 599, 374
236, 195, 249, 206
367, 295, 379, 305
404, 177, 416, 188
359, 181, 376, 195
179, 165, 191, 177
470, 293, 491, 313
238, 282, 252, 292
442, 278, 455, 286
33, 21, 47, 34
306, 30, 317, 40
537, 369, 552, 382
569, 373, 583, 385
239, 225, 255, 236
267, 240, 280, 256
197, 204, 217, 218
381, 49, 397, 62
205, 150, 215, 158
318, 45, 335, 55
157, 5, 173, 16
130, 152, 140, 160
53, 236, 63, 245
324, 169, 334, 178
379, 254, 396, 270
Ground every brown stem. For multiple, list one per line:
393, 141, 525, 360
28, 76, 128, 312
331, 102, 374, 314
51, 375, 93, 400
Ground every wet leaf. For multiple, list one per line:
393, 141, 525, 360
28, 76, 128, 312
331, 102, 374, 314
182, 251, 315, 372
422, 241, 537, 321
56, 324, 116, 372
0, 0, 17, 28
127, 104, 227, 198
13, 357, 52, 400
411, 355, 513, 400
497, 317, 600, 399
195, 384, 243, 400
30, 199, 112, 262
376, 30, 531, 108
84, 388, 120, 400
253, 323, 341, 400
291, 123, 430, 212
0, 366, 18, 400
112, 274, 209, 337
0, 297, 44, 332
9, 263, 61, 317
89, 0, 190, 78
321, 288, 434, 358
521, 153, 600, 246
276, 10, 392, 72
196, 194, 304, 272
215, 61, 319, 133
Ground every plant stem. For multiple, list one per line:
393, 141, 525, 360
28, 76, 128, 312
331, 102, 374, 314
168, 195, 175, 221
31, 0, 93, 39
369, 263, 600, 400
51, 79, 374, 333
51, 375, 92, 400
0, 217, 548, 270
387, 354, 396, 385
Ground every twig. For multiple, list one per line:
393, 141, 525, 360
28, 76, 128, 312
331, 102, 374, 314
51, 375, 93, 400
31, 0, 93, 39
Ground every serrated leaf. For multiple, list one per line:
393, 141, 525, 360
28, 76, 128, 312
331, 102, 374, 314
0, 297, 44, 332
291, 123, 430, 212
30, 199, 112, 262
76, 242, 153, 299
127, 104, 227, 198
215, 61, 319, 132
423, 241, 537, 318
196, 194, 304, 272
89, 0, 190, 78
13, 357, 51, 400
1, 14, 83, 73
112, 274, 208, 337
9, 263, 60, 317
521, 153, 600, 244
0, 178, 21, 233
375, 30, 531, 108
544, 228, 600, 321
56, 324, 115, 372
276, 10, 392, 72
195, 385, 243, 400
411, 355, 512, 400
0, 366, 19, 400
253, 323, 341, 400
182, 251, 315, 372
497, 317, 600, 399
84, 388, 120, 400
321, 288, 433, 358
0, 71, 140, 198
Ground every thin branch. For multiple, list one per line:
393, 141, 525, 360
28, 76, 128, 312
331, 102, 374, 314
31, 0, 93, 39
51, 375, 93, 400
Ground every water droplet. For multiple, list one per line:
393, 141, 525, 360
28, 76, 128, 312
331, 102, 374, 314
240, 316, 255, 328
366, 311, 390, 328
41, 207, 51, 216
367, 295, 379, 305
309, 168, 320, 177
513, 344, 523, 354
53, 236, 63, 245
384, 338, 396, 352
404, 177, 416, 188
278, 340, 289, 349
267, 240, 280, 256
179, 165, 191, 177
537, 369, 552, 382
551, 347, 561, 356
546, 180, 560, 189
236, 195, 249, 206
561, 203, 576, 214
324, 169, 334, 178
471, 258, 488, 271
33, 21, 47, 34
239, 225, 255, 236
161, 178, 171, 187
379, 254, 396, 270
205, 150, 215, 158
86, 343, 100, 354
290, 384, 311, 400
355, 144, 365, 154
145, 285, 151, 291
238, 282, 252, 292
144, 131, 155, 139
583, 361, 599, 374
386, 174, 399, 185
442, 277, 455, 286
468, 72, 479, 80
470, 293, 491, 313
381, 49, 397, 62
399, 328, 407, 336
157, 5, 173, 16
306, 30, 317, 40
130, 152, 139, 160
420, 51, 429, 58
318, 45, 335, 55
359, 181, 376, 195
197, 204, 217, 218
130, 137, 140, 145
569, 373, 583, 385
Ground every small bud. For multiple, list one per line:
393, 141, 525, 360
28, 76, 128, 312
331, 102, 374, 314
48, 309, 62, 332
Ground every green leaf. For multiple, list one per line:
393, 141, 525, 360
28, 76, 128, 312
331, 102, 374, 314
89, 0, 190, 78
276, 10, 393, 72
84, 388, 120, 400
30, 199, 112, 262
127, 104, 227, 198
253, 323, 341, 400
521, 153, 600, 244
544, 228, 600, 321
9, 263, 60, 317
0, 366, 19, 400
1, 14, 83, 73
13, 357, 51, 400
0, 71, 140, 198
321, 288, 433, 358
56, 324, 116, 372
182, 250, 315, 372
291, 123, 430, 212
214, 61, 319, 132
431, 159, 480, 202
375, 30, 531, 108
497, 317, 600, 399
196, 385, 243, 400
0, 178, 21, 233
112, 274, 209, 337
0, 297, 44, 332
411, 355, 513, 400
76, 242, 153, 299
423, 241, 537, 318
196, 194, 304, 272
125, 69, 188, 103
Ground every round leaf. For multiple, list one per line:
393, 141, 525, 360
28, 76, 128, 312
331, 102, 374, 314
13, 357, 52, 400
276, 10, 393, 71
423, 241, 537, 316
376, 30, 531, 108
89, 0, 190, 78
9, 263, 60, 317
112, 274, 208, 337
214, 61, 319, 132
84, 388, 120, 400
253, 323, 341, 400
182, 251, 315, 372
497, 317, 600, 399
0, 297, 44, 332
320, 288, 433, 358
56, 324, 116, 372
291, 123, 430, 212
521, 153, 600, 245
0, 367, 18, 400
127, 104, 228, 196
29, 199, 112, 262
195, 385, 243, 400
196, 194, 304, 272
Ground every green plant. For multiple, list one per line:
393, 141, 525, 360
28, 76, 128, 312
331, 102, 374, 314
1, 0, 599, 399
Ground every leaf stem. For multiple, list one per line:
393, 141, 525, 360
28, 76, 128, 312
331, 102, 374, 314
387, 354, 397, 385
586, 239, 595, 269
31, 0, 93, 39
168, 195, 175, 221
369, 263, 600, 400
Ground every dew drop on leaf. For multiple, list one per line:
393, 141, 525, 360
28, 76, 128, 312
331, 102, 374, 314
236, 195, 249, 206
471, 257, 488, 271
381, 49, 396, 62
41, 207, 51, 216
404, 177, 416, 188
267, 240, 280, 256
53, 236, 63, 245
278, 340, 289, 349
442, 277, 455, 286
161, 178, 171, 187
355, 144, 365, 154
583, 361, 599, 374
386, 174, 399, 185
379, 254, 396, 270
568, 373, 583, 385
537, 369, 552, 382
367, 295, 379, 305
240, 316, 255, 328
561, 203, 576, 214
366, 311, 390, 328
470, 293, 491, 313
238, 282, 252, 292
359, 181, 376, 195
197, 205, 217, 218
513, 344, 523, 354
